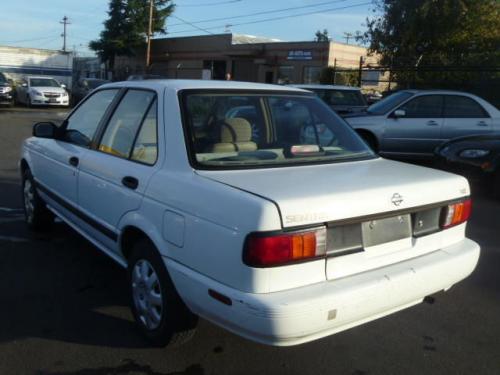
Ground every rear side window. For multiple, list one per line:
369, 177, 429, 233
65, 89, 119, 147
444, 96, 488, 118
131, 100, 158, 165
98, 90, 156, 160
399, 95, 443, 118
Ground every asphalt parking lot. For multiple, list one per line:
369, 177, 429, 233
0, 107, 499, 375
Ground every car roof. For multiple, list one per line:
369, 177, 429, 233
400, 89, 483, 96
101, 79, 310, 93
290, 84, 361, 91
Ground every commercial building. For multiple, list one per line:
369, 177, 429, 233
113, 33, 378, 85
0, 45, 73, 88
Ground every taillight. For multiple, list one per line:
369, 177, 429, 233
441, 199, 472, 229
244, 227, 327, 267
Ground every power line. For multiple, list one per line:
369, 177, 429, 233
0, 35, 61, 44
168, 1, 372, 35
176, 0, 242, 6
168, 0, 351, 28
170, 15, 216, 35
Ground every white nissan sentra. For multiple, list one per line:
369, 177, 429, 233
20, 80, 480, 347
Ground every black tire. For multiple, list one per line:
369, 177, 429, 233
21, 168, 54, 231
359, 131, 378, 153
128, 238, 198, 347
26, 95, 31, 108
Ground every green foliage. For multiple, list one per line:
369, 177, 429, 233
319, 67, 335, 84
89, 0, 174, 69
315, 29, 330, 42
359, 0, 500, 104
361, 0, 500, 67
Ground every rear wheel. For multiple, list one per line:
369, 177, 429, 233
26, 95, 32, 108
128, 238, 197, 347
22, 169, 54, 230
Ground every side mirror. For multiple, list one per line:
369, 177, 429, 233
61, 84, 67, 89
21, 83, 27, 87
393, 109, 406, 118
33, 122, 57, 139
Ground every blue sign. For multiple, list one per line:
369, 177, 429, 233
287, 50, 313, 61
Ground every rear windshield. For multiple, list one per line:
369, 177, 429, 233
0, 73, 7, 83
367, 91, 414, 115
311, 89, 367, 107
30, 78, 60, 87
181, 91, 374, 169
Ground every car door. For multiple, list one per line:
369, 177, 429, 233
442, 95, 493, 141
29, 89, 119, 214
77, 89, 159, 252
381, 95, 444, 156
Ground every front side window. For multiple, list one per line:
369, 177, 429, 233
65, 89, 119, 147
99, 90, 156, 159
444, 96, 488, 118
398, 95, 443, 118
182, 91, 374, 169
367, 91, 414, 115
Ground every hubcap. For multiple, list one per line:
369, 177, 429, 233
132, 259, 163, 330
23, 179, 35, 223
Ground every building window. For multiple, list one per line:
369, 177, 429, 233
304, 66, 322, 84
278, 66, 294, 84
203, 60, 227, 80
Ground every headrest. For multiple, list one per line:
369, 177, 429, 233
220, 118, 252, 143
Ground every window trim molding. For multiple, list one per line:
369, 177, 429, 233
92, 87, 159, 167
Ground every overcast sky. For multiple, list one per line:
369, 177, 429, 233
0, 0, 374, 55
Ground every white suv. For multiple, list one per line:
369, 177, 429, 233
20, 80, 480, 347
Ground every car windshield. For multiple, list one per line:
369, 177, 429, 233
367, 91, 414, 115
181, 91, 375, 169
311, 89, 367, 107
87, 79, 108, 89
30, 78, 60, 87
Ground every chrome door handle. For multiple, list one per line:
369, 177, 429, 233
477, 121, 488, 127
426, 120, 439, 126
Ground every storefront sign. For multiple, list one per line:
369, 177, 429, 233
287, 50, 313, 61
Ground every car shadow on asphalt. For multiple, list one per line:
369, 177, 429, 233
0, 209, 150, 349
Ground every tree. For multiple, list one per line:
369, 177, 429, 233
90, 0, 174, 72
315, 29, 330, 42
360, 0, 499, 67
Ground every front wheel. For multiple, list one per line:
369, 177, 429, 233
128, 239, 198, 347
26, 95, 32, 108
22, 169, 54, 230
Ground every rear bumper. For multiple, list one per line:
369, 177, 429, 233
166, 238, 480, 346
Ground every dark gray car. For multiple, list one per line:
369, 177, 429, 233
71, 78, 110, 106
291, 84, 368, 116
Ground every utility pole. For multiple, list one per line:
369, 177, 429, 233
60, 16, 71, 52
343, 32, 353, 44
146, 0, 154, 68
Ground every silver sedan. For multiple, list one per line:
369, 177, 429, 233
344, 90, 500, 158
